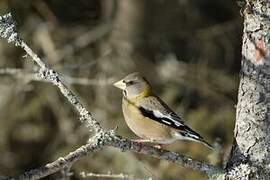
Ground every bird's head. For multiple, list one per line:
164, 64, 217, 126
114, 72, 151, 100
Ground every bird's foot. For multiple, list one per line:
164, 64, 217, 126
130, 139, 150, 152
131, 139, 163, 149
153, 144, 162, 149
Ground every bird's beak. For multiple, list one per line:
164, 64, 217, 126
113, 80, 126, 90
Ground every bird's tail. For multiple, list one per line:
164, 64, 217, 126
173, 126, 213, 150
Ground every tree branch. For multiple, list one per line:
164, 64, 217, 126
9, 132, 109, 180
0, 13, 223, 180
7, 133, 221, 180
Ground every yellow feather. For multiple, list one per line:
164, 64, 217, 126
128, 86, 151, 104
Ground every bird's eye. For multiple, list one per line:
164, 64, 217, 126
125, 80, 134, 86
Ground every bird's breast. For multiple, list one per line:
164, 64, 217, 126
122, 98, 173, 143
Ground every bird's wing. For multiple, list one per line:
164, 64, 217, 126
137, 95, 203, 139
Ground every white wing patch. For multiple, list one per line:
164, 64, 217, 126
173, 131, 199, 141
153, 110, 183, 127
161, 119, 172, 125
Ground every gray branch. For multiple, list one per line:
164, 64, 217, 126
8, 133, 221, 180
0, 13, 222, 180
79, 171, 152, 180
11, 136, 104, 180
80, 172, 130, 179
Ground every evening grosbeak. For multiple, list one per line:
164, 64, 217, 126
114, 72, 212, 149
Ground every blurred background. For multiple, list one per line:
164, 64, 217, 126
0, 0, 242, 179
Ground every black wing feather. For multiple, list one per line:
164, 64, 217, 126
138, 106, 203, 139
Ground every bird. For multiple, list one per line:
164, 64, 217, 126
113, 72, 213, 149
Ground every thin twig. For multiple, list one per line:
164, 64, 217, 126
63, 76, 116, 86
0, 67, 116, 86
80, 172, 129, 179
55, 22, 112, 62
80, 171, 153, 180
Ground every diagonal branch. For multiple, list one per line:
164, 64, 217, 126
7, 133, 222, 180
20, 40, 103, 132
8, 132, 110, 180
0, 13, 223, 180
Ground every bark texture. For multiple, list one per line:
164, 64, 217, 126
227, 1, 270, 179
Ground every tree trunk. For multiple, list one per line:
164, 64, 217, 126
226, 1, 270, 179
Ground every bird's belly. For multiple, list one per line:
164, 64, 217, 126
122, 100, 173, 143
